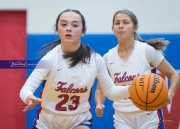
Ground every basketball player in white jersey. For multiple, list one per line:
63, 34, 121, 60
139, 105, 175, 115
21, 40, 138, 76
95, 9, 180, 129
19, 9, 131, 129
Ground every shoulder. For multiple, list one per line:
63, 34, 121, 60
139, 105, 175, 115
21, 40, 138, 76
145, 43, 158, 53
135, 40, 152, 54
49, 44, 61, 53
40, 45, 61, 63
136, 40, 156, 50
135, 40, 147, 47
92, 52, 106, 66
45, 45, 60, 56
108, 45, 118, 54
94, 52, 103, 61
103, 45, 118, 58
135, 40, 159, 55
145, 44, 164, 58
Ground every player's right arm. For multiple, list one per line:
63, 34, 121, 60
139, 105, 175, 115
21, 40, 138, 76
95, 83, 106, 117
19, 51, 53, 111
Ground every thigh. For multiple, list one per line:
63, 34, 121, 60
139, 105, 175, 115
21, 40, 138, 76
73, 124, 92, 129
73, 111, 93, 129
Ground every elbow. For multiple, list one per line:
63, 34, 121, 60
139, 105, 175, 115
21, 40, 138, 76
19, 88, 24, 103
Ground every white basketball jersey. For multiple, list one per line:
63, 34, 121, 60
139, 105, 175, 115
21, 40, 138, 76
41, 45, 97, 115
21, 44, 131, 116
104, 41, 163, 113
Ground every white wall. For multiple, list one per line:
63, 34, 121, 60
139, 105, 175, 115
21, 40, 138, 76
1, 0, 180, 34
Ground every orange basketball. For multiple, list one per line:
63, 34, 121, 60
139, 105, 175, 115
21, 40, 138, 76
130, 73, 168, 111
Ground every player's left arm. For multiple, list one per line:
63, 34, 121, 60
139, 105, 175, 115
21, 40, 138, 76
146, 45, 180, 105
157, 58, 180, 105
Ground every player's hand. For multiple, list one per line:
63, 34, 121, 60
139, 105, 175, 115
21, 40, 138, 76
23, 96, 42, 112
95, 104, 105, 117
166, 92, 174, 105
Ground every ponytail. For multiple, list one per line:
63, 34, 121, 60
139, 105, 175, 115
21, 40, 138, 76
134, 32, 169, 52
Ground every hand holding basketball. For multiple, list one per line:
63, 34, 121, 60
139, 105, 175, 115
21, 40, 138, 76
130, 73, 168, 111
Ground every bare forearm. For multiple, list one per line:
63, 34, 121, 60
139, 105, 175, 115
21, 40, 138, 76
95, 84, 106, 105
169, 72, 180, 96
